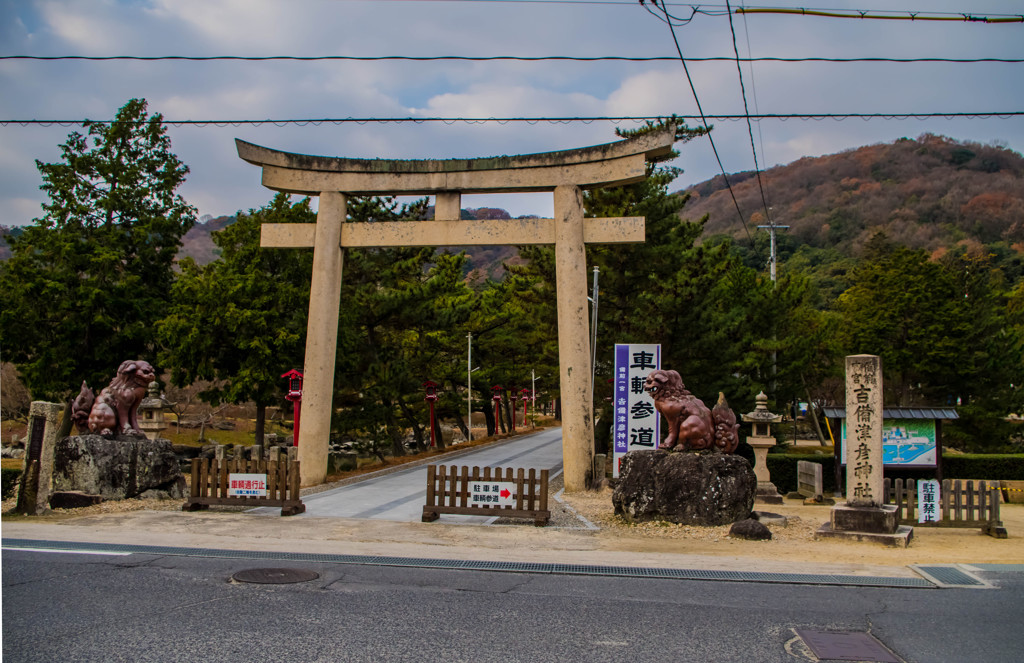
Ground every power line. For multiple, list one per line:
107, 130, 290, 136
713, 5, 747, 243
725, 0, 774, 227
735, 7, 1023, 23
3, 54, 1021, 64
650, 1, 763, 254
3, 112, 1020, 127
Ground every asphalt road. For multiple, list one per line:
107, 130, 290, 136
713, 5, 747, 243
3, 548, 1023, 663
251, 427, 565, 523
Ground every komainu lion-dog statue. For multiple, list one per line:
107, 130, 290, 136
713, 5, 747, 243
643, 369, 740, 453
71, 360, 157, 437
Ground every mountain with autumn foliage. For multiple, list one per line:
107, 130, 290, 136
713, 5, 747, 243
681, 134, 1024, 257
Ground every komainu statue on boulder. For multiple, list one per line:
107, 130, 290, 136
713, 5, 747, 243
643, 369, 740, 453
71, 360, 157, 437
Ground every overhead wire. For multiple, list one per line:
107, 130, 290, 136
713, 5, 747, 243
3, 55, 1021, 63
648, 1, 760, 253
725, 0, 774, 228
2, 112, 1020, 127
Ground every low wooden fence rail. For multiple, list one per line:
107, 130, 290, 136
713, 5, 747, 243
883, 478, 1007, 538
423, 465, 550, 526
183, 457, 305, 516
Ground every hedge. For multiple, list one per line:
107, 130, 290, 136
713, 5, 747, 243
764, 453, 1024, 495
2, 467, 21, 499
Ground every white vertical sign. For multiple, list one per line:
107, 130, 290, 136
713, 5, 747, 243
612, 343, 661, 478
918, 479, 941, 523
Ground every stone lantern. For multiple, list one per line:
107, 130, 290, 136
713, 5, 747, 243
137, 382, 172, 441
742, 392, 784, 504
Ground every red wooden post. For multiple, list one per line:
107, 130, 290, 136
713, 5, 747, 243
520, 387, 530, 427
281, 369, 303, 447
423, 380, 440, 447
492, 385, 502, 434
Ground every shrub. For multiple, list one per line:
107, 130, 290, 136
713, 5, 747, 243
764, 453, 1024, 494
2, 467, 21, 499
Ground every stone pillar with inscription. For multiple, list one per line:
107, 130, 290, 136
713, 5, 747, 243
816, 355, 913, 547
14, 401, 64, 515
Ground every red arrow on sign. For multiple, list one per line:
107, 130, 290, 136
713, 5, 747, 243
500, 488, 512, 499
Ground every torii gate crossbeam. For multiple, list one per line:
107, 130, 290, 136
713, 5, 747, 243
236, 128, 676, 491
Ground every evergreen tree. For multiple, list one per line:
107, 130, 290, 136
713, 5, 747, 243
158, 193, 313, 443
0, 99, 195, 399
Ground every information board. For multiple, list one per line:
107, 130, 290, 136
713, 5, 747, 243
840, 418, 937, 468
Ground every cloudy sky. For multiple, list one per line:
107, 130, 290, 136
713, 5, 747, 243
1, 0, 1021, 224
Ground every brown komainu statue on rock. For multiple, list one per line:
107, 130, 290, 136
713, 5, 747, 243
643, 369, 740, 453
70, 360, 157, 437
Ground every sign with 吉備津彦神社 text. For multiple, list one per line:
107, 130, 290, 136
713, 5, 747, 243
613, 343, 661, 478
845, 355, 883, 507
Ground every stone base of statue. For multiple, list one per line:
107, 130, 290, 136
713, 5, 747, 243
815, 503, 913, 547
612, 449, 756, 526
52, 435, 185, 501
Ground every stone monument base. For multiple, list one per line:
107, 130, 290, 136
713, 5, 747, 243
814, 503, 913, 548
755, 481, 784, 505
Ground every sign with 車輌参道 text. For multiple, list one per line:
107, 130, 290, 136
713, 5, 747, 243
227, 473, 268, 497
470, 481, 516, 506
613, 343, 661, 478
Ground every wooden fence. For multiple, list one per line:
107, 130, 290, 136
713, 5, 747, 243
183, 457, 305, 516
883, 478, 1007, 538
422, 465, 550, 526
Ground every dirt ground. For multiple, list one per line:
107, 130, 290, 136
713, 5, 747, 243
4, 483, 1022, 576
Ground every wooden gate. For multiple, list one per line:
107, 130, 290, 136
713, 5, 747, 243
183, 457, 304, 516
422, 465, 550, 526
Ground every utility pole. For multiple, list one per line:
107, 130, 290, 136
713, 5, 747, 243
467, 332, 472, 442
589, 265, 599, 401
757, 220, 789, 284
758, 218, 789, 399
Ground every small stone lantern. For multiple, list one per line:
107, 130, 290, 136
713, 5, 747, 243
137, 382, 172, 441
742, 392, 784, 504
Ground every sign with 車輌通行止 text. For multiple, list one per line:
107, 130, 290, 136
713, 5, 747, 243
228, 473, 268, 498
613, 343, 661, 478
470, 481, 516, 506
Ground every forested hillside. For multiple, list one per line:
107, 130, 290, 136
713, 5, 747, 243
684, 134, 1024, 258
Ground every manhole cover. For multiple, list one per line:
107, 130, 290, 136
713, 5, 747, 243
232, 568, 320, 584
794, 629, 900, 662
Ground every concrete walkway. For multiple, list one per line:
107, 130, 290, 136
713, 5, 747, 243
251, 427, 565, 523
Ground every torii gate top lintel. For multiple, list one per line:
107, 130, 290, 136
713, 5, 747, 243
235, 127, 677, 196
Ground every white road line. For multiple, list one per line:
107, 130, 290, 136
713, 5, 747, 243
3, 547, 132, 556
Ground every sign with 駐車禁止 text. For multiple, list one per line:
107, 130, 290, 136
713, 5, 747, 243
470, 481, 516, 506
845, 355, 883, 507
918, 479, 941, 523
613, 343, 661, 478
227, 473, 268, 497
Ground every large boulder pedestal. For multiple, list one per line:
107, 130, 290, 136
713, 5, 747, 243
613, 450, 756, 526
52, 435, 185, 501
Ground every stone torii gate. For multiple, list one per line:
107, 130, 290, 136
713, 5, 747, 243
236, 127, 676, 491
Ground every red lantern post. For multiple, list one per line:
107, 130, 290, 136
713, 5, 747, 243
520, 387, 530, 427
422, 380, 440, 447
509, 389, 518, 432
281, 369, 303, 447
492, 385, 502, 434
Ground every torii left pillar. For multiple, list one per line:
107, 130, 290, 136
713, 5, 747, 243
237, 128, 677, 490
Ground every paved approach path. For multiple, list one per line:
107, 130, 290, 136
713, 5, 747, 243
253, 427, 565, 524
